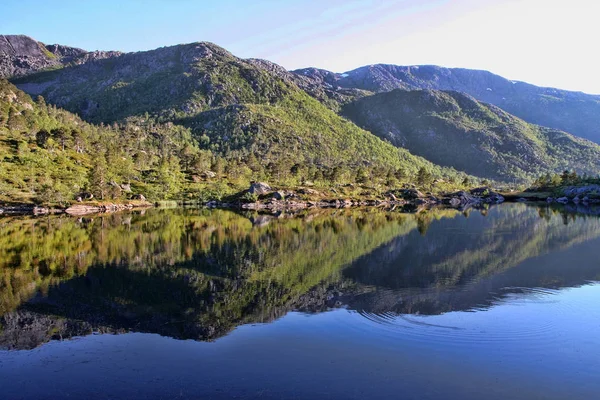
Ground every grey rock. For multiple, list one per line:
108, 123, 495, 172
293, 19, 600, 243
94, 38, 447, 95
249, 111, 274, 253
248, 182, 271, 195
399, 188, 425, 200
1, 34, 120, 79
272, 191, 285, 200
563, 185, 600, 197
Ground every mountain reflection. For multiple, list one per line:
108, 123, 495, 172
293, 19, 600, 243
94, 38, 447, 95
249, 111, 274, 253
1, 203, 600, 349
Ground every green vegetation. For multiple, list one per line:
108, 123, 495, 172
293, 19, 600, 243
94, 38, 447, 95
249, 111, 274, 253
300, 64, 600, 144
3, 43, 479, 206
0, 79, 214, 204
343, 89, 600, 182
525, 170, 600, 197
8, 41, 599, 203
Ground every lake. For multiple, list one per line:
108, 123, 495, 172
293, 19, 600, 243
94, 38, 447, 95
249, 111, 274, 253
1, 203, 599, 399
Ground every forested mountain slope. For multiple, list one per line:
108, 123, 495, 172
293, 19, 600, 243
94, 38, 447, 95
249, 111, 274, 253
296, 64, 600, 144
343, 89, 600, 181
9, 42, 471, 188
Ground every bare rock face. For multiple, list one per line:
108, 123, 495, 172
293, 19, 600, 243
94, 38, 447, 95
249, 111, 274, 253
0, 34, 120, 79
0, 34, 61, 78
248, 182, 272, 195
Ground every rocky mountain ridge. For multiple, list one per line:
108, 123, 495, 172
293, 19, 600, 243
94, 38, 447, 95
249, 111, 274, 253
295, 64, 600, 144
4, 34, 600, 186
0, 34, 119, 78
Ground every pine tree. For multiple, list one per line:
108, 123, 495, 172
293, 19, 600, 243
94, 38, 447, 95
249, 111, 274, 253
88, 153, 109, 200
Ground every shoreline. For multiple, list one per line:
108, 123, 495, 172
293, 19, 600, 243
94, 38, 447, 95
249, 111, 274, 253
0, 201, 154, 217
3, 187, 599, 217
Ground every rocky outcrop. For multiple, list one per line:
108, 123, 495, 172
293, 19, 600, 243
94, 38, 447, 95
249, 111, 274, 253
248, 182, 272, 195
64, 202, 151, 216
0, 34, 119, 78
1, 35, 62, 78
563, 185, 600, 197
470, 187, 505, 203
445, 187, 504, 208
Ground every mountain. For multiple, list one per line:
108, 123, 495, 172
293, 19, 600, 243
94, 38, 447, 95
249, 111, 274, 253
0, 78, 206, 203
342, 89, 600, 181
9, 42, 471, 189
7, 37, 600, 188
0, 34, 119, 78
295, 64, 600, 144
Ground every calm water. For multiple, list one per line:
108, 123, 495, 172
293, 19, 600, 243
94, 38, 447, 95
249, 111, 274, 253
1, 203, 599, 399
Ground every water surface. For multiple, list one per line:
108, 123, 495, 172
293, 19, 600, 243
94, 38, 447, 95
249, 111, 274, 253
1, 204, 599, 399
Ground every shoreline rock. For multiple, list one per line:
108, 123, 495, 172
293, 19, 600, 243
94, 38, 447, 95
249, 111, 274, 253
0, 202, 153, 217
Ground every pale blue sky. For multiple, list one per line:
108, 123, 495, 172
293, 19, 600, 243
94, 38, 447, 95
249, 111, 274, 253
2, 0, 598, 93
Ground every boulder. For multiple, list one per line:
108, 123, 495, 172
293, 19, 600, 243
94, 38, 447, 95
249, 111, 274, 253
399, 188, 425, 200
272, 191, 286, 201
75, 192, 94, 201
248, 182, 271, 195
65, 204, 103, 215
563, 185, 600, 197
132, 194, 146, 201
470, 187, 504, 204
446, 191, 481, 208
298, 187, 320, 196
470, 187, 491, 196
120, 183, 132, 193
556, 197, 569, 204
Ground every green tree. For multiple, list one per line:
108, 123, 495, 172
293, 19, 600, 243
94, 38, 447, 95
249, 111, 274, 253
417, 167, 433, 186
88, 153, 109, 200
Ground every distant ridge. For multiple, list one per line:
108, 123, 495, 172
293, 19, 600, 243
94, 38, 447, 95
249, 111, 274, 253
295, 64, 600, 144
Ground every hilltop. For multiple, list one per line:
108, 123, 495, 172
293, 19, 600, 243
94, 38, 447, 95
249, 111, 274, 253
3, 36, 599, 197
296, 64, 600, 144
0, 34, 119, 78
7, 41, 472, 192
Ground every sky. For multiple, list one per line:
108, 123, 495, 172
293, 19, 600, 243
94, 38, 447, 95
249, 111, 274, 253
2, 0, 599, 93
